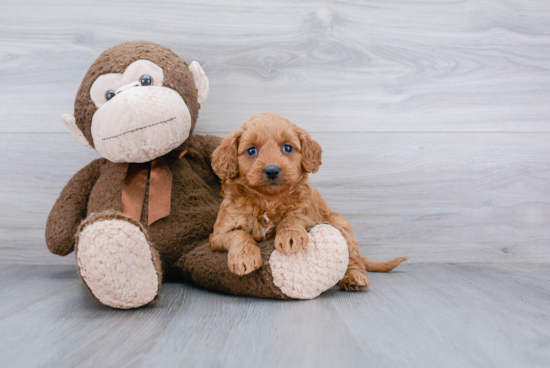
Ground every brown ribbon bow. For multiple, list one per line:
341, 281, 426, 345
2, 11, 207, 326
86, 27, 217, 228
121, 150, 187, 226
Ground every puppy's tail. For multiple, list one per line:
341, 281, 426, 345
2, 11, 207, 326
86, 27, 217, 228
361, 255, 408, 272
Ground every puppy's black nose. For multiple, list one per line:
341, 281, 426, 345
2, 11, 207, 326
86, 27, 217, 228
264, 165, 280, 180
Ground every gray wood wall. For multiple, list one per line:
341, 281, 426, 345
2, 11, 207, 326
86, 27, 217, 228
1, 0, 549, 264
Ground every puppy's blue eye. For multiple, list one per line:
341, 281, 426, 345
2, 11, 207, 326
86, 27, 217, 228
283, 144, 293, 154
247, 146, 258, 157
140, 74, 153, 86
105, 90, 116, 100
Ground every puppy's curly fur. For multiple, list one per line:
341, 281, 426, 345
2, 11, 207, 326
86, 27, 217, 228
210, 113, 406, 290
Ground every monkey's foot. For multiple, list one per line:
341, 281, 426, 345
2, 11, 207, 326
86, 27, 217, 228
76, 213, 161, 309
269, 224, 349, 299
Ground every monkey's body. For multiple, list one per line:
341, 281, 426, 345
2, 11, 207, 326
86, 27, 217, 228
45, 41, 355, 309
46, 134, 223, 276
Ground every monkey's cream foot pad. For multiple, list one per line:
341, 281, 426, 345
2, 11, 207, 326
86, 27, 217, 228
76, 219, 160, 309
269, 224, 349, 299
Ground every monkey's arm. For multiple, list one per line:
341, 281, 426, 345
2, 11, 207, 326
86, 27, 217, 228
180, 134, 222, 167
45, 158, 105, 255
180, 134, 223, 193
201, 134, 223, 164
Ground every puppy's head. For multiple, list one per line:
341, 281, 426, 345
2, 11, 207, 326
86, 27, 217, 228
212, 113, 322, 195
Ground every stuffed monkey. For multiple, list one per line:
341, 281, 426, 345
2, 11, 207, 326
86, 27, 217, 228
46, 41, 349, 309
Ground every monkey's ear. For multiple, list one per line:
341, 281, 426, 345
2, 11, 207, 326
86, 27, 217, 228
211, 129, 243, 180
188, 61, 209, 105
62, 114, 92, 148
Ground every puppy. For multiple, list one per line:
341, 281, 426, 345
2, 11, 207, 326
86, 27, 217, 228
210, 113, 406, 290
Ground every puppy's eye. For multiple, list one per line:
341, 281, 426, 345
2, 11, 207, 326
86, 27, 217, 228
283, 144, 293, 154
105, 90, 116, 101
246, 146, 258, 157
140, 74, 153, 86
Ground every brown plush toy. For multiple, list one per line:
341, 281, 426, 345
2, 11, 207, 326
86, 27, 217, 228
47, 41, 351, 309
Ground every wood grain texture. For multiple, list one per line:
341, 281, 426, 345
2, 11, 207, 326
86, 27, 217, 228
0, 263, 548, 367
1, 132, 549, 264
1, 0, 550, 133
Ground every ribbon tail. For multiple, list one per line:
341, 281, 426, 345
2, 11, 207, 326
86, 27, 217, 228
122, 163, 150, 222
148, 157, 173, 225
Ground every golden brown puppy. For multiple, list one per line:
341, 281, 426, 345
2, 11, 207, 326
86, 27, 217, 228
210, 113, 406, 290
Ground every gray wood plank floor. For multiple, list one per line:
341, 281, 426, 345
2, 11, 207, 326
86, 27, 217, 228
0, 263, 548, 368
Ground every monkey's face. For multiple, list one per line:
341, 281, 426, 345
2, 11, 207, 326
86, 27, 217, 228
62, 41, 209, 163
89, 60, 191, 163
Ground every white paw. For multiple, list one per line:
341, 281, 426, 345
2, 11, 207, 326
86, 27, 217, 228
269, 224, 349, 299
77, 219, 159, 309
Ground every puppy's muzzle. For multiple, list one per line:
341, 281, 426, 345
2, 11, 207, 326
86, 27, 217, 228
264, 165, 280, 180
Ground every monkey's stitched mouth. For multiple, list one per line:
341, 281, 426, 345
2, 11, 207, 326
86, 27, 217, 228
102, 117, 176, 141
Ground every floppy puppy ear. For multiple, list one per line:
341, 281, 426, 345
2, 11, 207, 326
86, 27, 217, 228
297, 127, 322, 173
211, 129, 243, 180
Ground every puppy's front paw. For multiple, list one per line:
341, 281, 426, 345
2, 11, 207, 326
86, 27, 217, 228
339, 271, 370, 291
227, 244, 262, 276
275, 228, 309, 253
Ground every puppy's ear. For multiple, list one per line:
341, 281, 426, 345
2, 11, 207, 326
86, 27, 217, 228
297, 127, 322, 173
211, 128, 243, 180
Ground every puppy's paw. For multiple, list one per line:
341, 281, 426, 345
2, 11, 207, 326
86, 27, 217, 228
227, 244, 262, 276
339, 271, 370, 291
274, 228, 309, 253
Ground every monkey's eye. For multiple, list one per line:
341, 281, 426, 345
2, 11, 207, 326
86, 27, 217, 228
139, 74, 153, 86
246, 146, 258, 157
105, 90, 116, 101
283, 144, 293, 154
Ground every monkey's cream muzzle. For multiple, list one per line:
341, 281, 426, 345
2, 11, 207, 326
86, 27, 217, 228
92, 86, 191, 163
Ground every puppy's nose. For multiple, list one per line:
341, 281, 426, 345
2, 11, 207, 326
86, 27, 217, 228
264, 165, 280, 180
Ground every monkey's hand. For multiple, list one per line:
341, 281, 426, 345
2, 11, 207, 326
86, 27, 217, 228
45, 159, 105, 256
